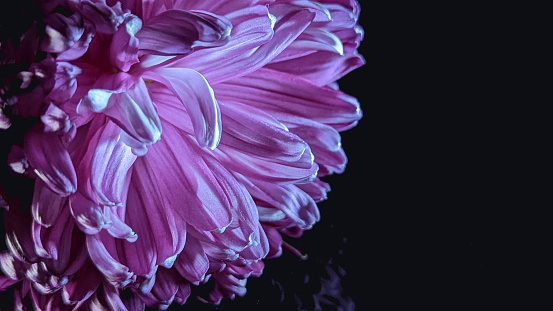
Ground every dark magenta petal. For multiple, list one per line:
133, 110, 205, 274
23, 125, 77, 196
41, 13, 84, 53
31, 180, 65, 227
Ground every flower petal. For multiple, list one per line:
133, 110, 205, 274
177, 5, 315, 84
173, 236, 208, 285
285, 116, 348, 176
239, 176, 320, 230
31, 202, 71, 261
41, 13, 84, 53
31, 180, 65, 227
23, 125, 77, 196
61, 261, 101, 305
80, 0, 125, 34
215, 68, 362, 131
146, 68, 220, 149
86, 234, 134, 286
135, 124, 232, 231
47, 62, 82, 104
110, 14, 142, 72
88, 121, 137, 206
103, 78, 162, 146
69, 191, 108, 235
137, 9, 231, 56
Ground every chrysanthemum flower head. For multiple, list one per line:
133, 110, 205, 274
1, 0, 364, 309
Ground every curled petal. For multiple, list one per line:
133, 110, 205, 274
80, 0, 125, 34
31, 180, 65, 228
107, 78, 162, 145
104, 208, 137, 242
69, 192, 107, 235
173, 236, 208, 285
41, 13, 84, 53
137, 9, 231, 56
110, 14, 142, 72
23, 125, 77, 196
40, 103, 71, 134
86, 234, 134, 286
47, 62, 82, 104
147, 68, 220, 149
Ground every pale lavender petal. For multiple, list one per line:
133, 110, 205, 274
104, 207, 137, 242
219, 102, 310, 164
137, 9, 231, 56
214, 141, 318, 184
297, 178, 331, 203
23, 125, 77, 196
146, 68, 220, 149
282, 28, 344, 56
88, 121, 137, 206
31, 180, 65, 227
56, 24, 94, 61
239, 176, 320, 229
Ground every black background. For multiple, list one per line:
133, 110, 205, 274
2, 3, 547, 311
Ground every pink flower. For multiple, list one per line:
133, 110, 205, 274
1, 0, 364, 308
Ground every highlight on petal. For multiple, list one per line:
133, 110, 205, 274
137, 9, 231, 56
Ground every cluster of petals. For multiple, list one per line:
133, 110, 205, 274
1, 0, 364, 309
